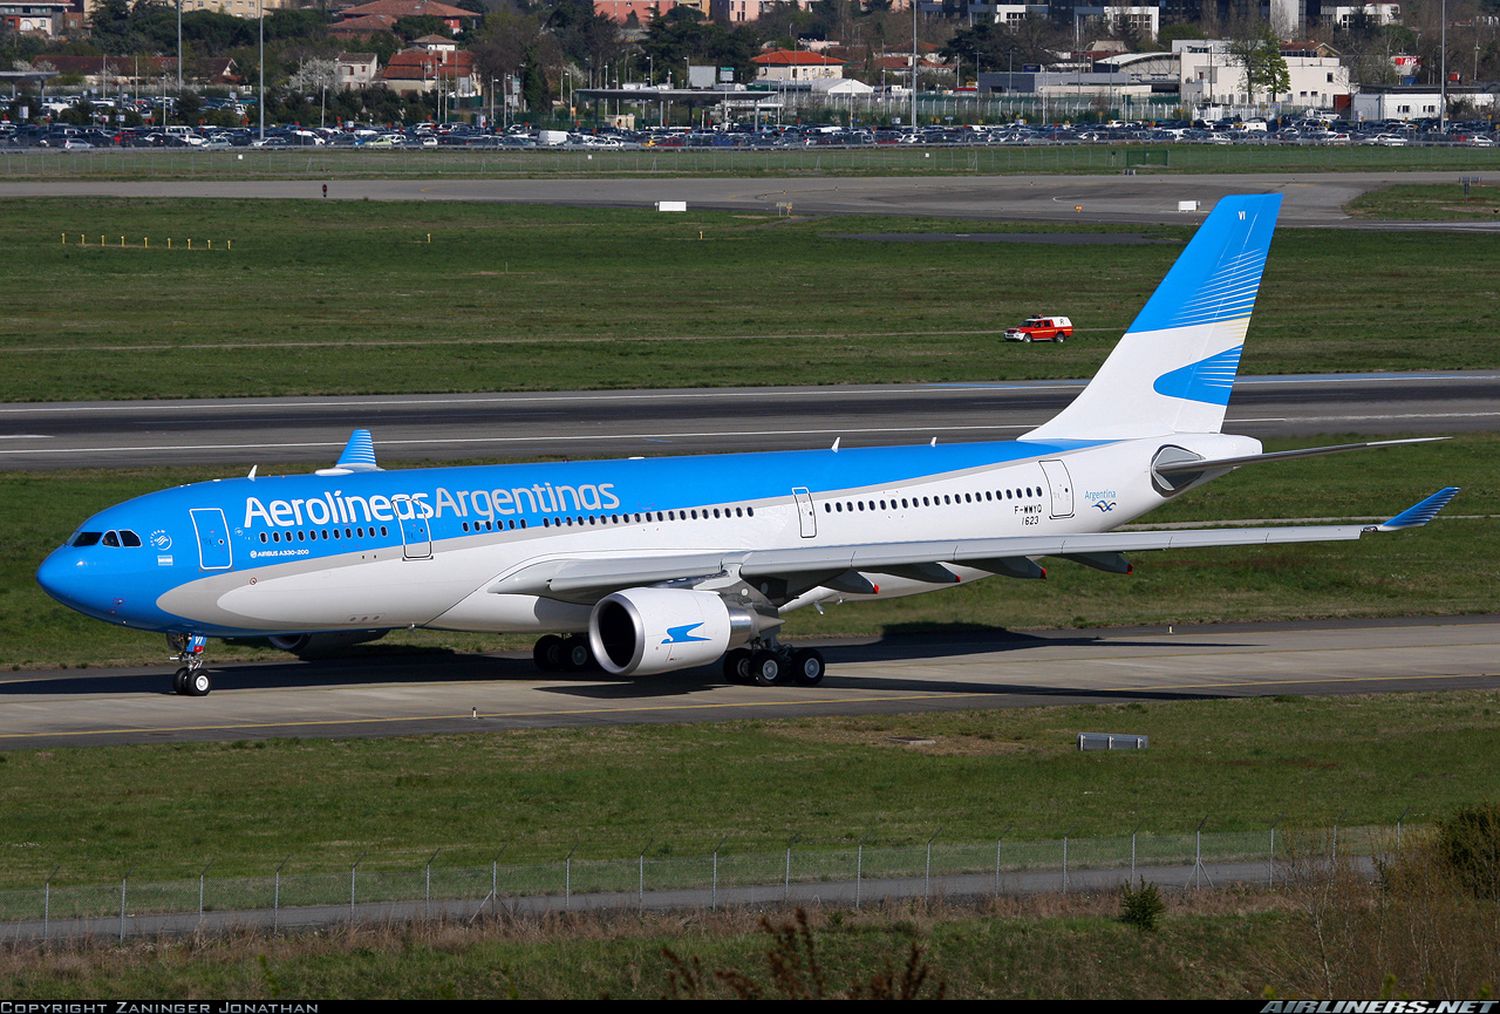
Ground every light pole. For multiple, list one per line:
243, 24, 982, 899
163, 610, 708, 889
257, 0, 264, 141
1440, 0, 1448, 132
910, 0, 918, 130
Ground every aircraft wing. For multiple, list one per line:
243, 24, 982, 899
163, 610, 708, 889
491, 488, 1460, 600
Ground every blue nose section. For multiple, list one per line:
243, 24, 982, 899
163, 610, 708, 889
36, 548, 105, 616
38, 549, 80, 604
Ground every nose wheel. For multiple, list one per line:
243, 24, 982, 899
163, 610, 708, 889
168, 633, 213, 696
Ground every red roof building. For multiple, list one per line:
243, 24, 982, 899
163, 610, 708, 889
328, 13, 398, 37
376, 46, 477, 95
750, 49, 844, 82
336, 0, 478, 34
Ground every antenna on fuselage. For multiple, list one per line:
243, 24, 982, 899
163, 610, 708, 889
247, 465, 258, 480
831, 437, 841, 453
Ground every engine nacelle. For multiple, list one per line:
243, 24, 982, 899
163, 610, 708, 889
268, 630, 388, 658
589, 588, 759, 676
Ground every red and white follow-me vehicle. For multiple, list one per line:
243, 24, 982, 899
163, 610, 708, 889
1004, 315, 1073, 342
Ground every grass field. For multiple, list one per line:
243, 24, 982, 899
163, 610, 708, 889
0, 897, 1303, 999
4, 432, 1494, 670
3, 142, 1500, 181
1, 687, 1496, 889
2, 200, 1499, 404
1347, 181, 1500, 220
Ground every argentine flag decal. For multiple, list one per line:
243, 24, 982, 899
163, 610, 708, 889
1152, 344, 1244, 406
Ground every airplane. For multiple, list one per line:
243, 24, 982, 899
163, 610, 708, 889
36, 193, 1461, 696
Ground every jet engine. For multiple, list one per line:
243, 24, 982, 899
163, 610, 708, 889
267, 630, 389, 658
589, 588, 766, 676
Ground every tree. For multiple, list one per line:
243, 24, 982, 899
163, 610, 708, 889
1227, 21, 1291, 104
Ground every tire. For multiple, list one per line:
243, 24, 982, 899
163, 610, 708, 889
1021, 334, 1032, 343
533, 634, 565, 672
791, 648, 825, 687
750, 651, 783, 687
1055, 333, 1066, 343
173, 667, 190, 695
723, 648, 752, 683
187, 670, 212, 697
563, 634, 594, 672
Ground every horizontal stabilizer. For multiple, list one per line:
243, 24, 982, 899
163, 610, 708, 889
1377, 487, 1461, 531
1154, 437, 1448, 476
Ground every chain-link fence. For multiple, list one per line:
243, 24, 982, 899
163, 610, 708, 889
0, 819, 1416, 942
2, 141, 1495, 181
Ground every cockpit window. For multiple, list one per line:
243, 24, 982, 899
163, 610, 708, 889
72, 531, 102, 547
119, 530, 142, 547
102, 531, 120, 547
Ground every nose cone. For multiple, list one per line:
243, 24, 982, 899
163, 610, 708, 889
37, 547, 87, 609
37, 546, 114, 619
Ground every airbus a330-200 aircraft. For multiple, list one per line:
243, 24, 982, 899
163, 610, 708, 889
37, 194, 1460, 696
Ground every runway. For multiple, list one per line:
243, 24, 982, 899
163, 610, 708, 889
2, 171, 1497, 228
1, 616, 1494, 749
0, 371, 1494, 470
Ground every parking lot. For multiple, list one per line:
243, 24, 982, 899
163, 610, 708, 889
4, 113, 1498, 153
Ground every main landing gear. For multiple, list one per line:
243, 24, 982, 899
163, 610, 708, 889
722, 643, 825, 688
167, 633, 213, 696
532, 633, 597, 673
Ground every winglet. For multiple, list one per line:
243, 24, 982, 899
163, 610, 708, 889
1376, 487, 1461, 531
316, 428, 382, 476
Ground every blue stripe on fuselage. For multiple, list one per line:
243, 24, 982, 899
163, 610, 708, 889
95, 437, 1108, 573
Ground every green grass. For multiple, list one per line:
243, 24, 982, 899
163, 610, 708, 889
4, 433, 1494, 670
0, 690, 1495, 888
0, 901, 1295, 999
1347, 181, 1500, 220
2, 199, 1499, 404
3, 142, 1499, 181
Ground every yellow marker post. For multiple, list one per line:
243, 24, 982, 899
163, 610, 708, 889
187, 238, 192, 250
426, 233, 431, 244
226, 240, 232, 251
207, 239, 213, 251
61, 232, 65, 246
100, 234, 104, 246
167, 238, 172, 250
144, 237, 149, 249
120, 236, 125, 248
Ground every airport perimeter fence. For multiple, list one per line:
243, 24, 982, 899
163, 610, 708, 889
0, 819, 1417, 941
3, 141, 1497, 182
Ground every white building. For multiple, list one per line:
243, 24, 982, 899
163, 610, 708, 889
1073, 5, 1159, 41
1325, 2, 1401, 28
1351, 85, 1494, 121
1175, 39, 1349, 111
1270, 0, 1305, 37
750, 50, 845, 83
336, 53, 379, 91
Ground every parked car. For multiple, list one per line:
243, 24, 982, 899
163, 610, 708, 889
1003, 315, 1073, 343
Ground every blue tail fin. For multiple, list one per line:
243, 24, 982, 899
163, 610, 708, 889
1026, 194, 1282, 440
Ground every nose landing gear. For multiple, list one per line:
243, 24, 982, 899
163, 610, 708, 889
167, 633, 212, 696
